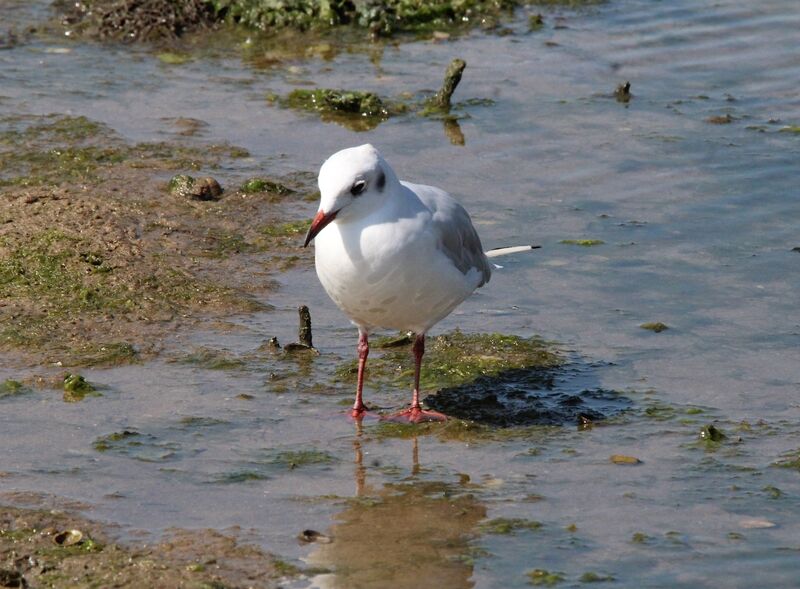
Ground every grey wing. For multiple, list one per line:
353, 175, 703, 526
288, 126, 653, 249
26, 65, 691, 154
409, 182, 492, 286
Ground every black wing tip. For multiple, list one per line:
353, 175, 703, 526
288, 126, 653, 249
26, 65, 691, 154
488, 244, 541, 252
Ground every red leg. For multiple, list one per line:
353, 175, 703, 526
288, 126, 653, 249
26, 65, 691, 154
351, 329, 369, 419
383, 333, 447, 423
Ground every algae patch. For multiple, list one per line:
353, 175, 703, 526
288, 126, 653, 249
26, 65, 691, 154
0, 379, 32, 399
277, 88, 395, 132
63, 373, 101, 402
640, 322, 669, 333
0, 113, 303, 366
560, 239, 605, 247
528, 568, 565, 586
0, 503, 288, 588
479, 517, 542, 535
336, 330, 561, 392
92, 430, 181, 462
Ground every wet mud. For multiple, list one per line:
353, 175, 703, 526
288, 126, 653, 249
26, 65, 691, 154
0, 501, 287, 588
426, 367, 631, 427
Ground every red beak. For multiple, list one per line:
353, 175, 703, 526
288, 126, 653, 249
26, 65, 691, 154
304, 209, 338, 247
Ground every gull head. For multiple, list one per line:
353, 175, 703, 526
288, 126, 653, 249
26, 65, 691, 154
304, 144, 395, 247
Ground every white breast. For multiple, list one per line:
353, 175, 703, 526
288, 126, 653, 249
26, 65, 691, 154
314, 211, 482, 334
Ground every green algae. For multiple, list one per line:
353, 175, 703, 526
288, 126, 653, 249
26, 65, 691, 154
212, 470, 270, 484
273, 61, 492, 134
273, 558, 302, 577
0, 379, 30, 399
0, 504, 287, 587
773, 449, 800, 471
559, 239, 605, 246
528, 13, 545, 30
93, 430, 181, 462
0, 115, 243, 188
643, 403, 676, 421
266, 449, 337, 469
579, 572, 615, 583
479, 517, 542, 535
240, 177, 295, 195
157, 52, 193, 65
0, 114, 269, 364
528, 568, 565, 586
93, 430, 140, 452
640, 322, 669, 333
371, 418, 560, 443
63, 373, 101, 402
175, 347, 246, 370
261, 220, 311, 240
699, 424, 727, 443
280, 88, 393, 131
75, 342, 139, 366
335, 330, 562, 392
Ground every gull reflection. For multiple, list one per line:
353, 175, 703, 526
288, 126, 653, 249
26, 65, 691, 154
307, 426, 485, 589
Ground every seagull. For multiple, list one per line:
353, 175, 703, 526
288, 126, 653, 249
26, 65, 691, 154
304, 144, 532, 423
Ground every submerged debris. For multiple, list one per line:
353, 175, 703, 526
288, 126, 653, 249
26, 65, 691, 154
528, 14, 545, 31
614, 81, 631, 103
426, 58, 467, 111
298, 305, 312, 348
273, 60, 490, 135
699, 423, 726, 443
285, 305, 318, 353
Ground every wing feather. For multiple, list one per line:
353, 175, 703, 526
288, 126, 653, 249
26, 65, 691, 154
404, 182, 492, 287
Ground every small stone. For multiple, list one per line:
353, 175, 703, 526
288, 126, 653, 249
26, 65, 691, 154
640, 322, 668, 333
707, 114, 734, 124
168, 174, 222, 200
610, 454, 642, 465
739, 517, 776, 529
298, 529, 332, 544
0, 569, 24, 588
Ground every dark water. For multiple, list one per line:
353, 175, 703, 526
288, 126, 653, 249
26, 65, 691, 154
2, 1, 800, 587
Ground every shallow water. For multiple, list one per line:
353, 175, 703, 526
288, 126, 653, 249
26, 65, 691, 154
2, 0, 800, 586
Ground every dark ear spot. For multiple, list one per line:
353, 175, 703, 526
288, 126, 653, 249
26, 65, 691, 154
376, 169, 386, 191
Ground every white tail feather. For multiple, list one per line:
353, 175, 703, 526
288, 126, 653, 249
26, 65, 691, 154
485, 245, 540, 258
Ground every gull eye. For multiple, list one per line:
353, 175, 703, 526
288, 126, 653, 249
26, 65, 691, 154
351, 180, 367, 196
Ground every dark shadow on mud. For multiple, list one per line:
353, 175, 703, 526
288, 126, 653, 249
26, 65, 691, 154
424, 363, 632, 427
